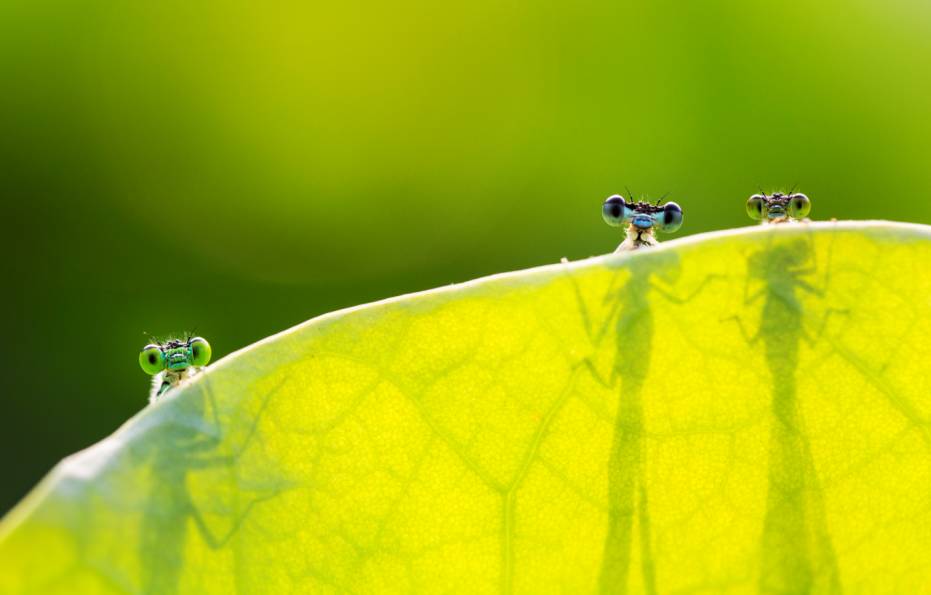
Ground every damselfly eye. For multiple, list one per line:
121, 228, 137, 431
139, 344, 165, 375
189, 337, 212, 367
788, 193, 811, 219
602, 195, 630, 227
658, 202, 683, 233
746, 194, 765, 220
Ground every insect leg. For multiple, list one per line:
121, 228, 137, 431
152, 377, 172, 402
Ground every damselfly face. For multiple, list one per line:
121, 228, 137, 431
603, 194, 683, 252
139, 337, 212, 376
602, 195, 683, 233
746, 192, 811, 224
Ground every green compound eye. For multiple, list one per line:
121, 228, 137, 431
658, 201, 683, 233
747, 194, 765, 220
788, 193, 811, 219
602, 195, 630, 227
189, 337, 212, 367
139, 344, 165, 375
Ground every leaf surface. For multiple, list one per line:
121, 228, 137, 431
3, 222, 931, 594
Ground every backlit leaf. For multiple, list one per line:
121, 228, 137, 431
2, 222, 930, 594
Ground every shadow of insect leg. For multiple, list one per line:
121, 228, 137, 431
801, 307, 849, 347
575, 357, 616, 390
721, 314, 763, 346
182, 377, 293, 549
717, 275, 768, 345
188, 486, 290, 550
572, 267, 626, 348
649, 273, 726, 305
792, 276, 824, 298
196, 375, 287, 458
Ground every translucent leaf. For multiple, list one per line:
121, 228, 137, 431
2, 222, 930, 594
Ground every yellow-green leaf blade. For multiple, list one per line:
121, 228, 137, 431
2, 222, 931, 594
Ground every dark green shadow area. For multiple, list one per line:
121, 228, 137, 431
572, 250, 687, 595
739, 236, 842, 594
596, 255, 661, 595
138, 379, 288, 594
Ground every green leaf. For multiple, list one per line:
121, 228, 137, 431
3, 222, 931, 594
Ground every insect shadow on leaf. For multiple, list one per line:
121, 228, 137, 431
721, 229, 845, 594
138, 375, 291, 594
562, 250, 722, 594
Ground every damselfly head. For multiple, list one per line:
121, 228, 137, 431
602, 195, 683, 233
139, 336, 212, 375
747, 192, 811, 223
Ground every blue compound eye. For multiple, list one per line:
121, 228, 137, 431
602, 195, 630, 227
657, 201, 683, 232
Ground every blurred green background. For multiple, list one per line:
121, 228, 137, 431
2, 0, 931, 514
